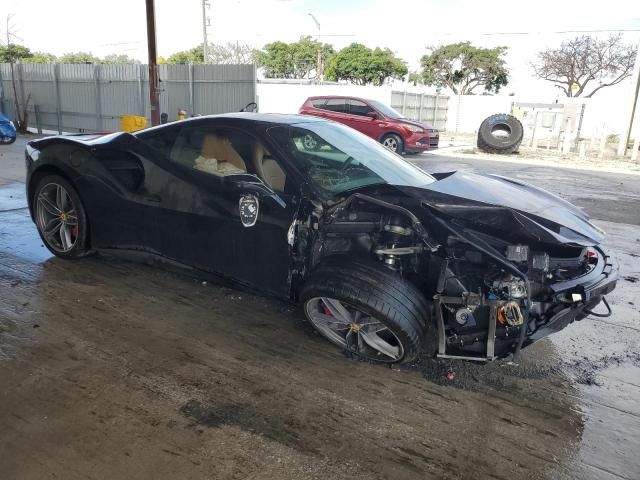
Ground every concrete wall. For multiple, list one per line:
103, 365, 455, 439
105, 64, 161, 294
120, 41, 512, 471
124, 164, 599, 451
445, 94, 640, 139
446, 95, 514, 133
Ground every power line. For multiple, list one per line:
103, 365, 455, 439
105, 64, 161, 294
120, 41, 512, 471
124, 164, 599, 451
435, 28, 640, 37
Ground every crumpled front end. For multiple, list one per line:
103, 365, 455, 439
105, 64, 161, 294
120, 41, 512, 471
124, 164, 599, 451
312, 181, 619, 363
431, 229, 619, 361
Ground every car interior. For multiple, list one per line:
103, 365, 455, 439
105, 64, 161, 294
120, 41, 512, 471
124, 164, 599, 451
252, 143, 286, 192
164, 127, 287, 193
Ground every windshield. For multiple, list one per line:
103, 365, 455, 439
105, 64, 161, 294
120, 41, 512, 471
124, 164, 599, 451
268, 121, 436, 196
368, 100, 405, 119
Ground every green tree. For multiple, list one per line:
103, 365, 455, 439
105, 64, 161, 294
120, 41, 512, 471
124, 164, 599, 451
253, 41, 292, 77
58, 51, 102, 64
102, 53, 140, 64
254, 37, 334, 79
0, 43, 33, 63
407, 71, 425, 86
166, 45, 203, 64
21, 52, 57, 63
324, 43, 407, 86
420, 42, 509, 95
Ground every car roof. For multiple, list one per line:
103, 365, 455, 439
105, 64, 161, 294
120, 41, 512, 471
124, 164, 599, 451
190, 112, 325, 124
307, 95, 374, 103
135, 112, 324, 136
213, 112, 325, 124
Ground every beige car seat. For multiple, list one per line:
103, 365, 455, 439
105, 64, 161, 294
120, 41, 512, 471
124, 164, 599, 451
200, 134, 247, 172
252, 143, 286, 192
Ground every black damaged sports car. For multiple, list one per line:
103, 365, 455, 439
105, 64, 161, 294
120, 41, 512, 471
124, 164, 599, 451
25, 113, 618, 364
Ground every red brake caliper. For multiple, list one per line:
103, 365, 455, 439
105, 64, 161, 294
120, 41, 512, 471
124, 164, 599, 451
70, 209, 78, 238
322, 304, 332, 316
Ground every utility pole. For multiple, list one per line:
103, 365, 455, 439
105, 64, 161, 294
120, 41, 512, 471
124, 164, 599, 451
618, 40, 640, 156
308, 13, 321, 84
145, 0, 160, 126
202, 0, 210, 64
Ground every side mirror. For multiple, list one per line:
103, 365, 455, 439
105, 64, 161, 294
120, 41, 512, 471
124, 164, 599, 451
366, 111, 378, 120
224, 174, 286, 208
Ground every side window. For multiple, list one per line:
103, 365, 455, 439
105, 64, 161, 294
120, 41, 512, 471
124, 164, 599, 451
164, 126, 249, 177
348, 99, 374, 117
311, 98, 326, 108
323, 98, 346, 113
142, 124, 290, 192
138, 126, 181, 158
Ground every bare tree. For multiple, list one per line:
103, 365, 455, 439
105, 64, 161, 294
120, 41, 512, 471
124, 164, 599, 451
208, 42, 254, 64
1, 14, 32, 132
532, 34, 637, 98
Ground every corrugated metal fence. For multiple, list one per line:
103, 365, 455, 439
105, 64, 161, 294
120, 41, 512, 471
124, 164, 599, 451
0, 63, 257, 133
390, 91, 449, 130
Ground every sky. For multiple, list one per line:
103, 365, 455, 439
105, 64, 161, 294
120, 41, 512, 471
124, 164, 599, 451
1, 0, 639, 99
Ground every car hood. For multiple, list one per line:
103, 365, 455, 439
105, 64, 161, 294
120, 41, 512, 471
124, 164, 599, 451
396, 118, 435, 130
395, 171, 605, 246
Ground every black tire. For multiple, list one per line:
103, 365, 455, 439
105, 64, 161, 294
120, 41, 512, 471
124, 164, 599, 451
300, 257, 431, 363
381, 133, 404, 154
1, 136, 16, 145
477, 113, 523, 154
32, 174, 91, 259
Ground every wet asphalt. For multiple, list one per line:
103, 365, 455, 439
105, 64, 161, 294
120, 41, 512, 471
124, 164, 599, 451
1, 136, 639, 479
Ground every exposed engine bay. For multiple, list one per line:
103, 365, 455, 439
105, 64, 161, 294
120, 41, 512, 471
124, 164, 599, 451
295, 188, 618, 362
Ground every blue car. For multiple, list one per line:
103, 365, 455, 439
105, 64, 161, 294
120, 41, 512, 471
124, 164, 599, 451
0, 112, 17, 145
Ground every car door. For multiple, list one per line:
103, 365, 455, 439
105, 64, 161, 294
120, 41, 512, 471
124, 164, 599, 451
318, 98, 348, 124
137, 120, 298, 297
80, 135, 170, 254
345, 99, 384, 140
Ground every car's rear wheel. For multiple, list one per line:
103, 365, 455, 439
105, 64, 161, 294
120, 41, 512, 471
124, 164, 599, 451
33, 174, 90, 259
300, 258, 430, 363
381, 133, 403, 154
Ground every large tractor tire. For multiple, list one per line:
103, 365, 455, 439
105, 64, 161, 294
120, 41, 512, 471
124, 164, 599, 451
477, 114, 523, 154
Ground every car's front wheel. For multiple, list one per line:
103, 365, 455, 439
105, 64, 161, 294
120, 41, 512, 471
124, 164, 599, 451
33, 174, 91, 259
300, 258, 430, 363
381, 133, 403, 154
302, 133, 319, 151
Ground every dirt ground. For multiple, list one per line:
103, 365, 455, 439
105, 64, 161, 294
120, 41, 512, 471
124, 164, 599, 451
1, 136, 639, 479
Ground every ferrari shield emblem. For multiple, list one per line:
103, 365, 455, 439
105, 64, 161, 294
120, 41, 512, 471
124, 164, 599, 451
239, 194, 259, 228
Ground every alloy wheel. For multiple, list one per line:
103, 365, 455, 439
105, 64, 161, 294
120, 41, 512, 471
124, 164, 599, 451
303, 134, 318, 150
305, 297, 404, 362
382, 137, 398, 152
35, 183, 79, 253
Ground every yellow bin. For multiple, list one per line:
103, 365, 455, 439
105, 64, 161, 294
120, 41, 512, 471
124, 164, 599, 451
119, 115, 147, 132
